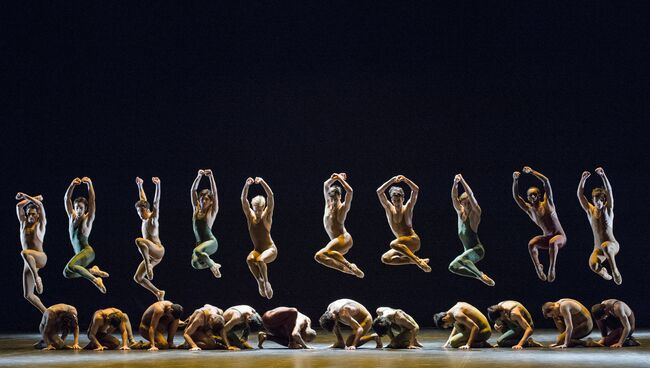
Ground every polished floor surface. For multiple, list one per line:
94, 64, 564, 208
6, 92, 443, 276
1, 330, 649, 368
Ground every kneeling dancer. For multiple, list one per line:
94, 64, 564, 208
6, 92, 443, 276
542, 298, 593, 348
319, 298, 382, 350
138, 300, 183, 351
39, 303, 80, 350
434, 302, 492, 349
85, 307, 135, 350
182, 304, 226, 351
487, 300, 542, 349
221, 305, 262, 350
591, 299, 640, 348
258, 307, 316, 349
373, 307, 422, 349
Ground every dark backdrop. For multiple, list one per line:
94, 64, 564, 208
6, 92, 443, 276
3, 2, 649, 332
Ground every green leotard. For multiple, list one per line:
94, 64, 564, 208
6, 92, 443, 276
191, 213, 218, 269
63, 219, 96, 282
449, 215, 486, 279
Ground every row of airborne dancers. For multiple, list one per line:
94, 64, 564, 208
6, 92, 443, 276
18, 166, 622, 315
37, 298, 639, 351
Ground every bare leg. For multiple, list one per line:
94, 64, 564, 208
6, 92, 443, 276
589, 248, 612, 280
63, 247, 106, 293
528, 236, 547, 281
22, 266, 46, 313
21, 250, 46, 294
384, 237, 431, 272
134, 260, 165, 300
546, 235, 565, 282
255, 246, 277, 299
602, 241, 622, 285
247, 251, 266, 297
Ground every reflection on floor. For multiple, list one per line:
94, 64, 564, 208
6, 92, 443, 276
1, 330, 649, 368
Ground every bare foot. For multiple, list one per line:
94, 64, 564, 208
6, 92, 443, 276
349, 264, 365, 278
93, 277, 107, 294
547, 268, 556, 283
156, 290, 165, 301
613, 270, 622, 285
265, 282, 273, 299
598, 268, 613, 281
480, 273, 495, 286
374, 335, 383, 348
258, 332, 266, 348
210, 264, 221, 278
416, 258, 432, 272
89, 266, 109, 278
535, 264, 547, 281
527, 338, 544, 348
35, 276, 43, 294
329, 342, 345, 349
257, 280, 266, 297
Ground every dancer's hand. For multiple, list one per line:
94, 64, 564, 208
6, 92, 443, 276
246, 177, 254, 185
522, 166, 532, 174
81, 177, 91, 184
42, 345, 56, 351
152, 177, 160, 184
190, 346, 201, 351
71, 344, 82, 350
203, 169, 212, 176
227, 346, 240, 351
255, 177, 262, 184
197, 169, 204, 176
552, 344, 567, 349
512, 171, 520, 179
595, 167, 604, 176
15, 192, 25, 200
345, 345, 356, 350
119, 345, 131, 350
339, 172, 347, 180
582, 171, 591, 179
331, 173, 340, 180
148, 346, 159, 351
454, 174, 462, 183
136, 177, 144, 185
512, 344, 523, 350
459, 344, 470, 350
94, 345, 107, 351
395, 175, 405, 182
72, 177, 82, 185
611, 342, 623, 348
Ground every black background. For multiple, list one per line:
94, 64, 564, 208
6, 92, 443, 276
3, 2, 649, 332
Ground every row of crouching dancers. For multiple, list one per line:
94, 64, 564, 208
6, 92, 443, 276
36, 297, 639, 351
18, 166, 623, 317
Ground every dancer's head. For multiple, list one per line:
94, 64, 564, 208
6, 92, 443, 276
372, 316, 392, 336
60, 311, 77, 332
327, 185, 342, 204
526, 187, 541, 204
107, 312, 123, 328
486, 305, 505, 323
542, 302, 559, 318
433, 312, 453, 329
170, 304, 184, 319
303, 320, 317, 342
459, 192, 471, 208
591, 187, 608, 209
198, 189, 213, 210
25, 203, 39, 224
591, 304, 607, 321
389, 186, 405, 207
73, 197, 88, 216
319, 312, 336, 332
209, 314, 225, 331
134, 200, 151, 220
248, 313, 263, 332
251, 195, 266, 216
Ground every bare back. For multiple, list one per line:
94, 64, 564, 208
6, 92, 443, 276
324, 202, 348, 239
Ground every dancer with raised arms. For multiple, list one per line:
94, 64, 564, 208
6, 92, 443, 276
449, 174, 494, 286
242, 177, 278, 299
63, 177, 109, 293
512, 167, 566, 282
134, 176, 166, 300
16, 192, 48, 313
315, 173, 364, 278
376, 175, 431, 272
190, 169, 221, 278
578, 167, 622, 284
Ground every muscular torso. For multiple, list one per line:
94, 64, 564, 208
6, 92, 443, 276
529, 200, 564, 235
587, 207, 616, 247
247, 215, 273, 251
141, 217, 161, 244
558, 299, 590, 328
95, 308, 122, 333
452, 302, 490, 331
20, 221, 44, 252
141, 302, 173, 330
324, 202, 347, 238
69, 215, 91, 252
385, 206, 415, 237
329, 299, 370, 327
499, 300, 533, 328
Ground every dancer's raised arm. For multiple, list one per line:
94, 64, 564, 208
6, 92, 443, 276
82, 177, 96, 224
577, 171, 591, 212
204, 169, 219, 214
334, 173, 353, 212
523, 166, 554, 205
376, 176, 398, 208
190, 170, 203, 211
152, 177, 161, 219
241, 177, 254, 218
459, 176, 479, 211
451, 175, 462, 212
401, 175, 419, 208
512, 171, 529, 211
595, 167, 613, 209
64, 178, 81, 217
256, 177, 274, 217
